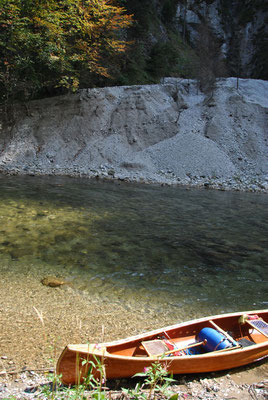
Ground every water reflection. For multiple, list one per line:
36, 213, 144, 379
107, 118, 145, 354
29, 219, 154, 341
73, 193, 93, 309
0, 175, 267, 316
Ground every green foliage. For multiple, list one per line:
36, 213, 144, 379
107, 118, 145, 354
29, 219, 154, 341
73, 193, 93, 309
2, 0, 265, 104
161, 0, 178, 24
146, 34, 195, 81
116, 28, 195, 86
0, 398, 17, 400
40, 372, 68, 400
81, 355, 106, 393
132, 362, 177, 399
122, 382, 145, 400
117, 43, 151, 86
121, 0, 155, 33
38, 359, 177, 400
0, 0, 132, 103
114, 0, 196, 85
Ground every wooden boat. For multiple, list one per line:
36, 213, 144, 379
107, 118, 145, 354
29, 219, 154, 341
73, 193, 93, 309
57, 309, 268, 385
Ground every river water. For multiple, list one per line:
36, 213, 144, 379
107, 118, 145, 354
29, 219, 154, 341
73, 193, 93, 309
0, 175, 267, 320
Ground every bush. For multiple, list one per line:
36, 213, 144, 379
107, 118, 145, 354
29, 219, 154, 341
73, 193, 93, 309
0, 0, 132, 103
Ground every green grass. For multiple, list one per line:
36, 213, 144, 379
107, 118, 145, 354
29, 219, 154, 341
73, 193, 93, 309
34, 360, 179, 400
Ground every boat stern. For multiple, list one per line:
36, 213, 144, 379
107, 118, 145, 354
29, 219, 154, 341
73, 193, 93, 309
56, 343, 106, 385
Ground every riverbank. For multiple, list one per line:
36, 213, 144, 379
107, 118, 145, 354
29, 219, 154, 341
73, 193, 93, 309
0, 255, 267, 399
1, 362, 267, 399
0, 78, 267, 193
0, 270, 267, 399
1, 164, 268, 193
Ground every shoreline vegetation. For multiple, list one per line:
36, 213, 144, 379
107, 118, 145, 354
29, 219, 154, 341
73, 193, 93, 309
1, 358, 267, 399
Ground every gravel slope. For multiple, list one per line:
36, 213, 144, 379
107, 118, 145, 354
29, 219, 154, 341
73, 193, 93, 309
0, 78, 267, 193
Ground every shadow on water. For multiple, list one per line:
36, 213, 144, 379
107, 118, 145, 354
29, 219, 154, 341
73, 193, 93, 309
0, 175, 267, 314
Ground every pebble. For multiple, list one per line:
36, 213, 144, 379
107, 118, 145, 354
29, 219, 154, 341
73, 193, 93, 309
0, 371, 267, 400
0, 163, 267, 194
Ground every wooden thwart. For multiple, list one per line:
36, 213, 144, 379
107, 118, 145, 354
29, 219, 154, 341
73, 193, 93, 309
209, 320, 238, 346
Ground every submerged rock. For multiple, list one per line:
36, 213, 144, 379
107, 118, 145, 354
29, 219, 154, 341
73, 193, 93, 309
41, 276, 69, 288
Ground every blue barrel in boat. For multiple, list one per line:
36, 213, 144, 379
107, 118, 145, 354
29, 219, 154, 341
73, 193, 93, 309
197, 327, 232, 352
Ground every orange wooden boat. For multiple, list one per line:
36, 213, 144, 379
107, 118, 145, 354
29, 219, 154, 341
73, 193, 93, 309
57, 310, 268, 385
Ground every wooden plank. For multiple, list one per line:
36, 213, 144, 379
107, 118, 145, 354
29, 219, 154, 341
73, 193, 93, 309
209, 320, 238, 346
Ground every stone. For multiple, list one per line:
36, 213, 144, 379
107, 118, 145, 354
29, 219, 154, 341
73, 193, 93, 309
41, 276, 69, 288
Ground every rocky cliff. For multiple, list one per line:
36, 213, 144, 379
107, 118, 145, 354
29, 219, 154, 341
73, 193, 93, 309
119, 0, 267, 84
175, 0, 268, 79
0, 78, 267, 192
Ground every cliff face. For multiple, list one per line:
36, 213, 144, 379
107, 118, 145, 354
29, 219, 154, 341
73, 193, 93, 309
175, 0, 268, 79
120, 0, 267, 83
0, 78, 267, 192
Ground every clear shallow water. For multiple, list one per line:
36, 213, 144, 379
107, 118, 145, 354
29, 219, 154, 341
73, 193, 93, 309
0, 175, 267, 317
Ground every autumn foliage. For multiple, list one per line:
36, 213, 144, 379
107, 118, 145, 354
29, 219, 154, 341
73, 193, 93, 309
0, 0, 132, 103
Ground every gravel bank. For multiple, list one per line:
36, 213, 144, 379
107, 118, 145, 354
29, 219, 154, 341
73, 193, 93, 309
1, 367, 267, 399
0, 78, 267, 193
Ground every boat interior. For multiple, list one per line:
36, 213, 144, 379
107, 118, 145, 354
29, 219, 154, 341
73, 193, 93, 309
105, 313, 268, 358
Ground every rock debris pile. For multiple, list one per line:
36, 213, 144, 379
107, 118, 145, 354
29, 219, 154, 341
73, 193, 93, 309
0, 78, 267, 193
